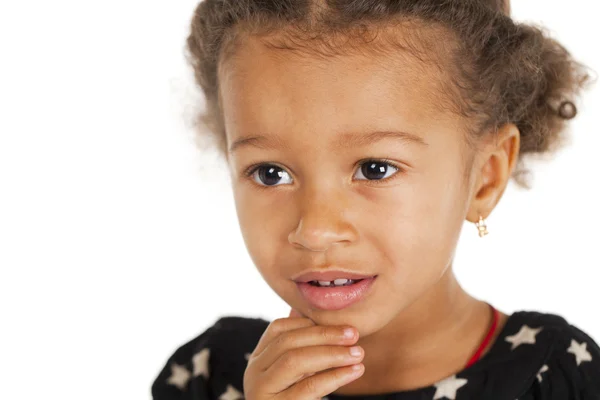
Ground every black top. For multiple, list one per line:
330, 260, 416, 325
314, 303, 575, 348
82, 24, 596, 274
152, 310, 600, 399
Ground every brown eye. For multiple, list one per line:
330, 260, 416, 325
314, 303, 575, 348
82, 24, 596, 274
354, 160, 399, 181
248, 165, 292, 186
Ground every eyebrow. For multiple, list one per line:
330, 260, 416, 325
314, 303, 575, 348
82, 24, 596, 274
228, 130, 428, 154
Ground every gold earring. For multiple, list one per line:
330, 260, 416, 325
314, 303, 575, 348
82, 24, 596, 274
475, 215, 488, 237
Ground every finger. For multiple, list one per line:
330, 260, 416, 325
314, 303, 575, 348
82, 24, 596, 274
254, 324, 358, 372
250, 317, 315, 360
264, 344, 364, 393
284, 363, 365, 399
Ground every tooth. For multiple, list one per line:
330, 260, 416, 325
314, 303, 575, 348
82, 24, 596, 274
333, 278, 349, 285
318, 280, 332, 286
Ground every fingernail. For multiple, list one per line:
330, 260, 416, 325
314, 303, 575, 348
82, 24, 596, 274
349, 346, 362, 357
343, 328, 355, 339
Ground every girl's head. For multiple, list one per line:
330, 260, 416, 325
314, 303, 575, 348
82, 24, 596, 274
186, 0, 591, 334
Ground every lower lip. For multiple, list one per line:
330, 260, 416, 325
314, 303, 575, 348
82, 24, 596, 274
296, 276, 377, 311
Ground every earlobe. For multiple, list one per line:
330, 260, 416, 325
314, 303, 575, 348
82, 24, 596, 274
467, 123, 520, 223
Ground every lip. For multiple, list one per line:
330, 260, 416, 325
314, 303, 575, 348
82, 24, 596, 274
292, 270, 377, 283
296, 276, 377, 311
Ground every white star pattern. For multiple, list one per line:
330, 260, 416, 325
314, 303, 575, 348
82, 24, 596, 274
166, 362, 191, 390
433, 375, 468, 399
219, 384, 244, 400
567, 339, 592, 366
505, 325, 543, 350
192, 348, 210, 378
536, 364, 549, 382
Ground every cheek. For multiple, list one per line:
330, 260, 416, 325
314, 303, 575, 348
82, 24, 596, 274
369, 174, 467, 282
232, 186, 286, 281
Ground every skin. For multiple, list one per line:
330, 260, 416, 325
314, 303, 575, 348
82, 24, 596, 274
219, 26, 520, 394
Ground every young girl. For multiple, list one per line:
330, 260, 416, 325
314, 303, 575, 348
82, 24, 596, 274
152, 0, 599, 398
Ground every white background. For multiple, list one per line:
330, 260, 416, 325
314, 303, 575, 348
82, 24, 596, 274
0, 1, 598, 399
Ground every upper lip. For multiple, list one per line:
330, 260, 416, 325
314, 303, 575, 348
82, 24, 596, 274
292, 269, 377, 283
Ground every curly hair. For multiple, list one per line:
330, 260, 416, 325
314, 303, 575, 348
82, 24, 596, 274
184, 0, 593, 188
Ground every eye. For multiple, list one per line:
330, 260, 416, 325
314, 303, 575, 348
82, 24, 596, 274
245, 159, 401, 188
354, 159, 400, 182
246, 164, 293, 187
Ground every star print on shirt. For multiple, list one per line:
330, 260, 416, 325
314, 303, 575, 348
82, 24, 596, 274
505, 325, 543, 350
166, 362, 191, 390
153, 312, 600, 400
567, 339, 593, 366
219, 384, 244, 400
433, 375, 468, 400
192, 348, 210, 378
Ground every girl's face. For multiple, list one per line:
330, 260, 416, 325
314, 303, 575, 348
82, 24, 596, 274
220, 33, 480, 336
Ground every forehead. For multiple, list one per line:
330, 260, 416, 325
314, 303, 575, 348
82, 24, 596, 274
218, 26, 463, 149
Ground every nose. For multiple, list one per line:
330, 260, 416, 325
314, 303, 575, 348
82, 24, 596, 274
288, 186, 358, 252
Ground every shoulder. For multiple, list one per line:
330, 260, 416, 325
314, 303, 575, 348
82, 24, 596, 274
508, 310, 600, 399
151, 316, 270, 400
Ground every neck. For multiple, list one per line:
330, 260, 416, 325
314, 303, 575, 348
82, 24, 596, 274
334, 266, 504, 394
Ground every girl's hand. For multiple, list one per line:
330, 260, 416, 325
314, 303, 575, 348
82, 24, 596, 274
243, 308, 365, 400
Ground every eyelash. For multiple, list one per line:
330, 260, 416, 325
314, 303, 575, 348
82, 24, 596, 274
243, 158, 403, 188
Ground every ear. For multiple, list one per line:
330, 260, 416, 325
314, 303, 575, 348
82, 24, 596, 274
466, 123, 520, 223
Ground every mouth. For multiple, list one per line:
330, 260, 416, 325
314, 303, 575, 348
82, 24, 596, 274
306, 278, 364, 287
292, 269, 377, 283
295, 275, 378, 311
